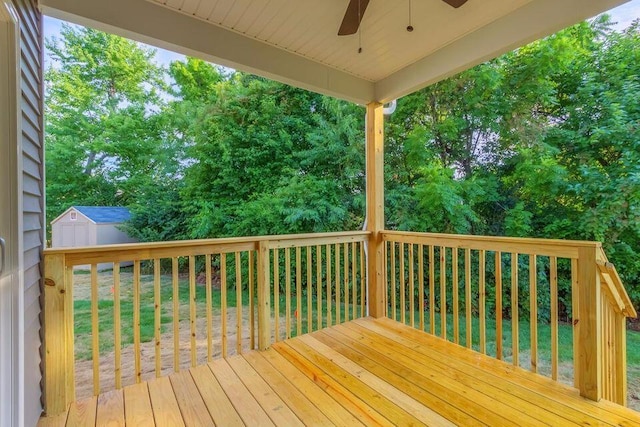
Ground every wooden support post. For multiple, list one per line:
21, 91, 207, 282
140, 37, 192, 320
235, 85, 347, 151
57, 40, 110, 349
43, 253, 75, 415
257, 241, 271, 350
366, 102, 385, 318
577, 246, 602, 402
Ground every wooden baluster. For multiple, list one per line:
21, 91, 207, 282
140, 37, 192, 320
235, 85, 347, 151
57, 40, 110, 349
352, 242, 357, 322
409, 244, 415, 328
153, 259, 161, 375
335, 243, 341, 324
419, 245, 425, 331
133, 260, 141, 383
91, 264, 100, 394
453, 249, 459, 345
235, 252, 243, 355
429, 246, 435, 334
317, 245, 322, 328
249, 251, 255, 350
571, 258, 578, 386
530, 255, 538, 373
512, 253, 519, 367
400, 242, 405, 324
343, 242, 349, 322
274, 248, 280, 342
615, 310, 627, 406
189, 256, 197, 366
172, 257, 180, 371
360, 242, 365, 318
550, 256, 558, 380
205, 254, 213, 362
326, 244, 332, 327
257, 241, 271, 351
479, 250, 486, 355
465, 249, 472, 349
440, 246, 447, 339
495, 251, 502, 360
221, 253, 228, 358
296, 247, 302, 335
114, 263, 122, 386
391, 242, 396, 321
286, 247, 292, 339
307, 246, 313, 331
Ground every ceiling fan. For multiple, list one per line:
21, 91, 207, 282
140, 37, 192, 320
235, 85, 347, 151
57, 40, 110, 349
338, 0, 469, 36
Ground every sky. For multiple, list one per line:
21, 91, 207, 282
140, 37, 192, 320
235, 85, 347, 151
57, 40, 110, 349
43, 0, 640, 69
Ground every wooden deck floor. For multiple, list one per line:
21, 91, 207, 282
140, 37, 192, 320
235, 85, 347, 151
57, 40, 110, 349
39, 317, 640, 426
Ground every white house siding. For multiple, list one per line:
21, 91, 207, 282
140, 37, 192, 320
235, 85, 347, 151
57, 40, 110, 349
13, 0, 44, 424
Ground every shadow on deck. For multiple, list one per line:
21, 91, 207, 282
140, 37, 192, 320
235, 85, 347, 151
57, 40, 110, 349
39, 317, 640, 426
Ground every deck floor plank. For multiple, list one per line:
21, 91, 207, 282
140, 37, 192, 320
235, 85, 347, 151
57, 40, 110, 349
282, 338, 424, 426
147, 376, 185, 427
123, 382, 154, 427
365, 317, 640, 426
334, 322, 534, 426
208, 358, 275, 427
346, 319, 602, 426
314, 328, 483, 426
259, 348, 366, 426
95, 389, 125, 426
169, 370, 215, 427
338, 321, 572, 426
189, 364, 244, 427
228, 355, 304, 426
63, 396, 97, 427
243, 351, 335, 426
37, 407, 70, 427
298, 334, 455, 427
40, 317, 640, 427
274, 340, 396, 426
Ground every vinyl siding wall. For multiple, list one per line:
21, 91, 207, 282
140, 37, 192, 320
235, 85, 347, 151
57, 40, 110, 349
12, 0, 44, 425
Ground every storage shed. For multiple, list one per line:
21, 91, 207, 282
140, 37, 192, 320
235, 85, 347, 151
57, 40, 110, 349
51, 206, 137, 269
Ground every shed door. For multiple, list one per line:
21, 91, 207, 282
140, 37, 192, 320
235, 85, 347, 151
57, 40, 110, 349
61, 223, 89, 247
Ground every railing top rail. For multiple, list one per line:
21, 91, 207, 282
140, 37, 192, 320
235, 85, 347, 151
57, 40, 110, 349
597, 247, 637, 318
382, 230, 601, 259
44, 230, 371, 266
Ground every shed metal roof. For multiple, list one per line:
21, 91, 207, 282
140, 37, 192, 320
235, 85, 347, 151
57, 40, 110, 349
72, 206, 131, 224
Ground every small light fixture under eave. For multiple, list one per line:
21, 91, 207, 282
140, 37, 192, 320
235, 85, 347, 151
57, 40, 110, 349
383, 100, 397, 115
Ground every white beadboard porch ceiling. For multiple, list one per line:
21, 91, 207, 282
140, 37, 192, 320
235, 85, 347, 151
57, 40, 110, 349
41, 0, 629, 104
149, 0, 531, 82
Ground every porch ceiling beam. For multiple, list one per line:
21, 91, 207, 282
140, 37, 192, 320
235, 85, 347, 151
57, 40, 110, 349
40, 0, 376, 105
375, 0, 629, 103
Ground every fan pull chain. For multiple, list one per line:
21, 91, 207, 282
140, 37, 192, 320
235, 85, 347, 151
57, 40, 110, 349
407, 0, 414, 32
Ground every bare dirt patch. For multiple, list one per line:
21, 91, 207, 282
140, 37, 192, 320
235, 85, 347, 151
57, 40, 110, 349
74, 307, 291, 399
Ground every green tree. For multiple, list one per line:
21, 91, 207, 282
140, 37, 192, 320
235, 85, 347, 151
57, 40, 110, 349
45, 25, 167, 229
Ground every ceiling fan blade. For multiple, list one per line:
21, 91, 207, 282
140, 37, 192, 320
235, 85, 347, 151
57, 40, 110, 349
442, 0, 468, 8
338, 0, 370, 36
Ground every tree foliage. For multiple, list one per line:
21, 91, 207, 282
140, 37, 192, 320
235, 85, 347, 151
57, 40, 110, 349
45, 18, 640, 305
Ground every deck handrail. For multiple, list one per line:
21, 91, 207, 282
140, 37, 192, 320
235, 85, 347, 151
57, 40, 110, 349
43, 230, 370, 415
381, 231, 636, 406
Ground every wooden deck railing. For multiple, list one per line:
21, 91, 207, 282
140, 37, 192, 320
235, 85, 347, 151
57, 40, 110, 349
43, 231, 369, 415
43, 229, 637, 415
381, 231, 637, 406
